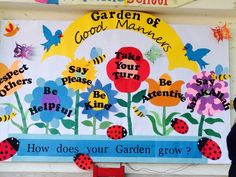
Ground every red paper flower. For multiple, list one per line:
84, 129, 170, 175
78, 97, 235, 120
106, 47, 150, 93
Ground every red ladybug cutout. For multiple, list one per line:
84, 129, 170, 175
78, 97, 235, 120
197, 137, 222, 160
106, 125, 127, 140
171, 118, 189, 134
73, 153, 93, 170
0, 137, 19, 161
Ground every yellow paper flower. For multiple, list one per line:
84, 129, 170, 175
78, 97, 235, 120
145, 73, 184, 107
62, 57, 96, 91
0, 61, 24, 96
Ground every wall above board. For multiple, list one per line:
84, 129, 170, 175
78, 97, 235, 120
0, 0, 236, 17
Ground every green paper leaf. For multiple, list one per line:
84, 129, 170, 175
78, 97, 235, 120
165, 112, 180, 126
49, 128, 60, 135
99, 121, 113, 129
132, 89, 146, 103
166, 127, 174, 135
117, 99, 128, 107
150, 111, 162, 127
61, 119, 75, 129
114, 112, 126, 118
181, 113, 199, 124
34, 123, 46, 128
24, 110, 30, 118
204, 129, 221, 138
147, 114, 162, 135
11, 119, 23, 131
205, 118, 224, 124
81, 120, 93, 127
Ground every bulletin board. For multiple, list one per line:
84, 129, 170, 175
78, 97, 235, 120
0, 10, 231, 164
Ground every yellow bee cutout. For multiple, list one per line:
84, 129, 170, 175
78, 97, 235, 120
132, 106, 147, 118
89, 47, 106, 65
0, 112, 17, 122
211, 74, 231, 81
211, 64, 231, 81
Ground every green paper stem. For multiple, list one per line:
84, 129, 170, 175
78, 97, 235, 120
93, 117, 96, 135
74, 90, 80, 135
46, 123, 49, 134
14, 91, 28, 134
127, 93, 133, 135
162, 106, 166, 136
198, 115, 205, 136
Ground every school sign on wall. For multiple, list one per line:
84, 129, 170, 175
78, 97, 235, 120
0, 10, 230, 164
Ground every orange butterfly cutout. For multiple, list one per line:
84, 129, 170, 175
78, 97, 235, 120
211, 23, 231, 43
4, 21, 19, 37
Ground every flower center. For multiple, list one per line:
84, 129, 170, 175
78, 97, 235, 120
88, 89, 109, 111
117, 59, 139, 79
75, 72, 85, 78
41, 93, 60, 111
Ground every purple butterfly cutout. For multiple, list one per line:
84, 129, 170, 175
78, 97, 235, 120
14, 43, 33, 59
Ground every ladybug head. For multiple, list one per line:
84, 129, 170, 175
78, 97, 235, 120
7, 137, 20, 151
197, 137, 209, 151
73, 153, 82, 161
170, 118, 177, 125
122, 127, 128, 138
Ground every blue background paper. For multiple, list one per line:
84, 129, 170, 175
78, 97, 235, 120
11, 134, 206, 163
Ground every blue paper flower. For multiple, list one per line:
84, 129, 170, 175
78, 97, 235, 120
79, 80, 118, 121
25, 78, 73, 124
